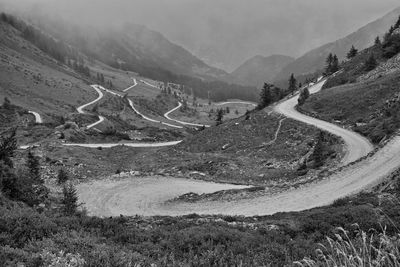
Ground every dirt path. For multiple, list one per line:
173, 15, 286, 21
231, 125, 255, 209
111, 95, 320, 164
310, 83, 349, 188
274, 80, 373, 166
28, 111, 42, 123
164, 102, 210, 128
77, 79, 397, 217
76, 85, 104, 130
123, 78, 138, 92
264, 117, 286, 146
215, 101, 257, 107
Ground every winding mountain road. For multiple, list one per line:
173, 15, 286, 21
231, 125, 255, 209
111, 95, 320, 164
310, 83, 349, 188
164, 102, 210, 128
215, 101, 257, 107
123, 78, 138, 92
28, 111, 43, 124
140, 79, 159, 89
274, 80, 373, 165
79, 79, 400, 217
76, 85, 105, 129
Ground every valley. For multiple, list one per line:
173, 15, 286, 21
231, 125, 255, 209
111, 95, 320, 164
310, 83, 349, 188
2, 4, 400, 266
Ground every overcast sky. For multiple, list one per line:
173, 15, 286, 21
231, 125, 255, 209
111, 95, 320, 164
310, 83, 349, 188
1, 0, 399, 71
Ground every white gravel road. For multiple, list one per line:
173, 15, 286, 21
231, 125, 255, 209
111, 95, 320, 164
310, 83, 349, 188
77, 79, 400, 217
28, 111, 43, 123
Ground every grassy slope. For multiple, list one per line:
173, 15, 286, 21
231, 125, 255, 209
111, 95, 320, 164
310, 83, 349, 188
300, 72, 400, 143
129, 109, 342, 186
1, 185, 399, 266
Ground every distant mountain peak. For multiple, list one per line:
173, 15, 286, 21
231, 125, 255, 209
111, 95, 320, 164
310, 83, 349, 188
226, 54, 294, 87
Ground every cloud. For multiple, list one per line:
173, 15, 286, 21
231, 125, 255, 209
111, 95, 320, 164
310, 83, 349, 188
0, 0, 399, 70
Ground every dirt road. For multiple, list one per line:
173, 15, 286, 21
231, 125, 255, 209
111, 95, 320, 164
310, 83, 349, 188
28, 111, 43, 123
164, 102, 210, 128
77, 79, 399, 216
274, 80, 373, 165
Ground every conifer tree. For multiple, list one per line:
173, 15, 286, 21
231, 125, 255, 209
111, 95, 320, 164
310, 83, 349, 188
347, 45, 358, 59
375, 36, 381, 46
325, 53, 333, 74
312, 131, 325, 168
288, 74, 297, 95
62, 183, 79, 215
216, 109, 224, 125
258, 83, 273, 109
331, 55, 339, 73
57, 168, 69, 184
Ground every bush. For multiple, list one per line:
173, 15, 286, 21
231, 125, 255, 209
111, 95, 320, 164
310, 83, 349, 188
57, 169, 69, 184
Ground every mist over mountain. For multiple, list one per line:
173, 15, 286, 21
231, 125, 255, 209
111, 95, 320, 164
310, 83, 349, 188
227, 55, 294, 88
274, 6, 400, 82
0, 0, 399, 72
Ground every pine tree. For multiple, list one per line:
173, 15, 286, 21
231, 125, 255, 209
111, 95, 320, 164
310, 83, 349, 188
27, 150, 41, 183
365, 54, 377, 71
331, 55, 339, 73
395, 15, 400, 29
312, 131, 325, 168
298, 87, 310, 106
57, 168, 69, 184
226, 107, 230, 114
375, 36, 381, 46
258, 83, 273, 109
325, 53, 333, 74
347, 45, 358, 59
288, 74, 297, 95
62, 183, 78, 215
216, 109, 224, 125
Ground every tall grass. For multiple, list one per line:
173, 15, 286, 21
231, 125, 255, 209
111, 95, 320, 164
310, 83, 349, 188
295, 226, 400, 267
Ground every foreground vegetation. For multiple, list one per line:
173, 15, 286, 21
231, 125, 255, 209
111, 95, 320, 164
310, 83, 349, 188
1, 125, 400, 266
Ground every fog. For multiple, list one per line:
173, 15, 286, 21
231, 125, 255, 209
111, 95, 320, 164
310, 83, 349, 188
0, 0, 399, 71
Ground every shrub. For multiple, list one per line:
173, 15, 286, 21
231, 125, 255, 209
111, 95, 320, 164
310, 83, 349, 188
62, 183, 79, 215
57, 169, 69, 184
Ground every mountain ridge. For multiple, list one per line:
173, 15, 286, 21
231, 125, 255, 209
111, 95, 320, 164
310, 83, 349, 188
274, 6, 400, 82
227, 54, 294, 87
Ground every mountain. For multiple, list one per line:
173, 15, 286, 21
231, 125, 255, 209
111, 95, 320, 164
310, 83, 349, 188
227, 55, 294, 87
274, 6, 400, 82
35, 21, 228, 82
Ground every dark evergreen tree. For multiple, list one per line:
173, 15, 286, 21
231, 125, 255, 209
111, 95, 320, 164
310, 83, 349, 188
62, 183, 79, 215
395, 15, 400, 29
226, 107, 230, 114
347, 45, 358, 59
57, 168, 69, 184
288, 74, 297, 95
258, 83, 273, 109
312, 131, 325, 168
331, 55, 339, 73
325, 53, 333, 74
375, 36, 381, 46
365, 54, 378, 71
216, 109, 224, 125
298, 87, 310, 106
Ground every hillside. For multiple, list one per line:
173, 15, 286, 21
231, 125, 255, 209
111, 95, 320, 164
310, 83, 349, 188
227, 55, 294, 87
24, 16, 257, 102
299, 16, 400, 144
274, 6, 400, 82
